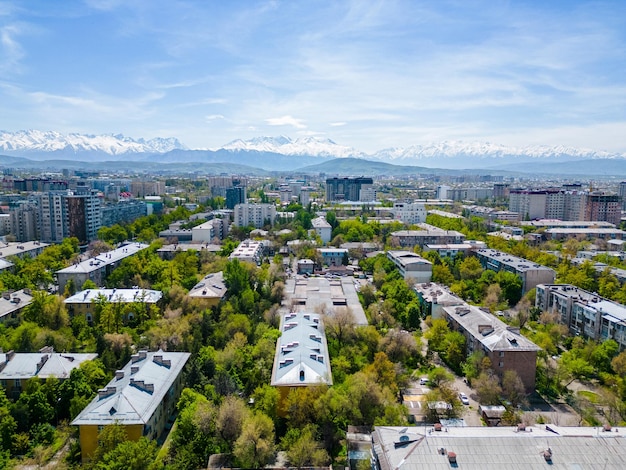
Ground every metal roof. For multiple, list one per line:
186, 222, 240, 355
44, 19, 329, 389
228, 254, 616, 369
270, 311, 332, 387
373, 425, 626, 470
64, 288, 162, 304
0, 350, 97, 380
71, 350, 190, 426
187, 271, 227, 300
56, 243, 149, 274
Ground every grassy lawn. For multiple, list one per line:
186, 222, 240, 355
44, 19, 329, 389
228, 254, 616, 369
577, 390, 600, 404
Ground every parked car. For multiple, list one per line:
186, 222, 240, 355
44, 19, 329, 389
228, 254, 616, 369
459, 392, 470, 405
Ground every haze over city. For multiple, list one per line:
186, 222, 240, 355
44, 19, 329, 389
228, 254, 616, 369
1, 0, 625, 154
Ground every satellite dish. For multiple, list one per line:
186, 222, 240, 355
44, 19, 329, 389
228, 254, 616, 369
399, 435, 410, 442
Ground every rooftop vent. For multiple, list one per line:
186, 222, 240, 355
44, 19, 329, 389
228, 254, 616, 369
434, 423, 443, 432
153, 355, 171, 368
98, 386, 117, 399
543, 448, 552, 462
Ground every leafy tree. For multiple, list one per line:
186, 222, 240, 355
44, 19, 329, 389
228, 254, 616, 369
96, 437, 159, 470
501, 370, 528, 408
459, 257, 483, 280
282, 425, 329, 468
233, 412, 276, 469
473, 372, 502, 405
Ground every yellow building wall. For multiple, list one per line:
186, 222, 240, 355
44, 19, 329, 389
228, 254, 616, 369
79, 423, 144, 463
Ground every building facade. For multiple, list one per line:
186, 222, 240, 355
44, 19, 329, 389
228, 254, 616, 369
325, 177, 374, 202
72, 350, 190, 462
233, 203, 276, 228
474, 248, 556, 293
536, 284, 626, 350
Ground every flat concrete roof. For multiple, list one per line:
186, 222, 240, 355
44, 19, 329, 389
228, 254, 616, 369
283, 275, 368, 325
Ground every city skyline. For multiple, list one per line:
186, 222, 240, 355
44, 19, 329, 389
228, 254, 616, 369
1, 1, 625, 154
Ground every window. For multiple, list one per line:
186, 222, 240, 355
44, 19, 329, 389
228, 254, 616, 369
499, 351, 505, 357
499, 362, 504, 368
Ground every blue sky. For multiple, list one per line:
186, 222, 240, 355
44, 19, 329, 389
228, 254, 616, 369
1, 0, 625, 152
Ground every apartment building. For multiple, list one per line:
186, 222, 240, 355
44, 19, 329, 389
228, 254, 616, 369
64, 288, 162, 324
390, 225, 466, 248
56, 243, 149, 293
271, 311, 332, 414
72, 350, 190, 462
311, 216, 332, 244
473, 248, 556, 293
233, 203, 276, 228
392, 202, 427, 225
387, 251, 433, 282
325, 177, 374, 202
0, 348, 97, 399
536, 284, 626, 350
415, 282, 540, 391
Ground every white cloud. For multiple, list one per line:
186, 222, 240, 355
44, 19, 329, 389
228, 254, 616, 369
330, 122, 346, 127
265, 115, 306, 129
205, 114, 225, 122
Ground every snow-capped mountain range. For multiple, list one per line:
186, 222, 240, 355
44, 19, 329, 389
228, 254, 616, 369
0, 130, 185, 156
221, 135, 365, 159
0, 130, 625, 172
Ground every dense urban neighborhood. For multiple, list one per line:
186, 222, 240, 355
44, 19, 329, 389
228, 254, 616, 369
2, 170, 626, 469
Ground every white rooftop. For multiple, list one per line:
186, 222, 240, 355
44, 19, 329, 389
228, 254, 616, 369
72, 350, 190, 426
373, 425, 626, 470
65, 289, 163, 304
0, 349, 97, 380
187, 271, 227, 300
271, 311, 332, 387
57, 243, 149, 274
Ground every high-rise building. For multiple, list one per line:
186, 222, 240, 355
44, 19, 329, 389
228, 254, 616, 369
325, 177, 373, 202
32, 188, 101, 245
225, 186, 246, 209
619, 182, 626, 211
233, 203, 276, 228
584, 193, 621, 227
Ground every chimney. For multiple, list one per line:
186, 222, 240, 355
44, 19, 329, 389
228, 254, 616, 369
36, 354, 49, 373
98, 386, 117, 399
131, 350, 148, 363
130, 378, 154, 394
115, 370, 124, 380
153, 355, 171, 368
131, 365, 139, 374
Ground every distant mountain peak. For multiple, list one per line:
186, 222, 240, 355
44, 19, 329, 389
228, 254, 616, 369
0, 130, 187, 157
220, 135, 364, 158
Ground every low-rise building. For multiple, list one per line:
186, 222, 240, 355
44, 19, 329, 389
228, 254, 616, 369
474, 248, 556, 293
416, 282, 540, 391
0, 289, 33, 322
297, 259, 315, 275
229, 239, 268, 265
64, 288, 163, 324
391, 226, 465, 248
392, 202, 427, 224
543, 227, 626, 241
56, 243, 149, 293
0, 348, 97, 398
311, 216, 332, 244
318, 248, 348, 266
372, 425, 626, 470
387, 251, 433, 282
536, 283, 626, 350
72, 350, 190, 462
441, 303, 540, 391
187, 271, 227, 307
0, 241, 49, 259
423, 241, 486, 259
271, 311, 332, 414
283, 275, 368, 325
